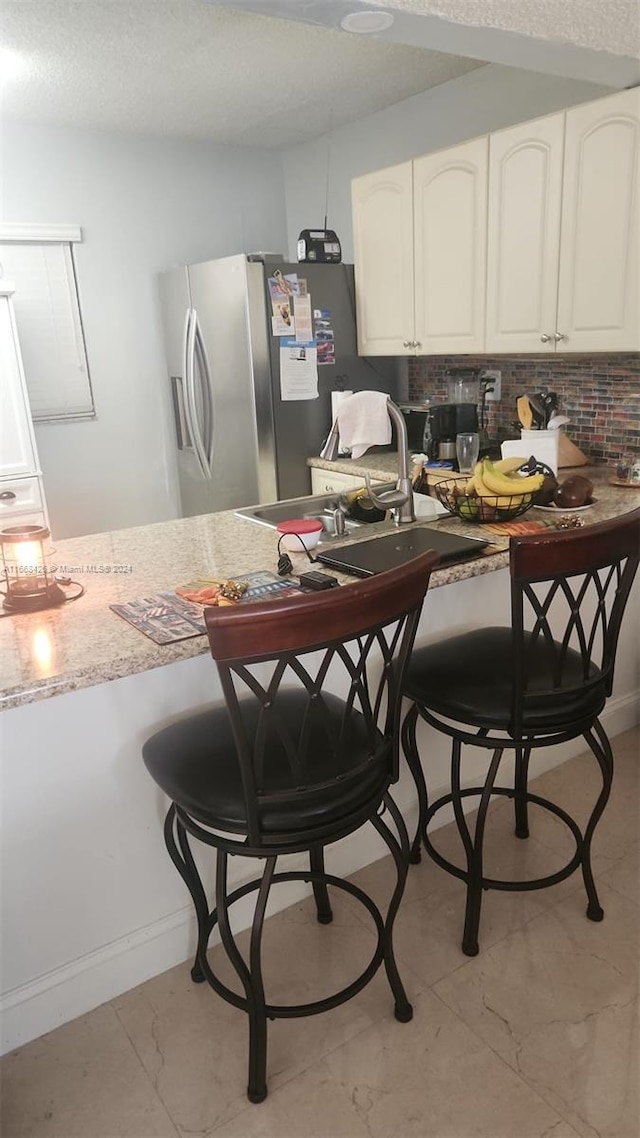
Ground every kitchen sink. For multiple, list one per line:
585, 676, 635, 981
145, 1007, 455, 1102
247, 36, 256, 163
235, 490, 399, 544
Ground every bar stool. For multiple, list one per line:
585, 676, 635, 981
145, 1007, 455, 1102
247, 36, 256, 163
402, 509, 640, 957
142, 550, 438, 1103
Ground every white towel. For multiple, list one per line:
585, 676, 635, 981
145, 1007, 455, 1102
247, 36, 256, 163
333, 390, 392, 459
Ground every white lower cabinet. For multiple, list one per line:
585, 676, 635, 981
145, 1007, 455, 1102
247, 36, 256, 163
0, 476, 44, 521
310, 469, 387, 496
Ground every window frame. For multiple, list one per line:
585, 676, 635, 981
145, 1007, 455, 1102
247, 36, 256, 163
0, 223, 95, 423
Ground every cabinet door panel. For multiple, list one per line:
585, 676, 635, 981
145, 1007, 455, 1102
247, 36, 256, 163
558, 88, 640, 351
413, 137, 488, 354
486, 114, 564, 352
352, 163, 415, 355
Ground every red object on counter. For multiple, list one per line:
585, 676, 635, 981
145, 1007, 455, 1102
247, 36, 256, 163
276, 519, 323, 535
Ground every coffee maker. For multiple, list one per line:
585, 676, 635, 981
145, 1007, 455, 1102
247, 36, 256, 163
426, 403, 479, 462
425, 368, 480, 463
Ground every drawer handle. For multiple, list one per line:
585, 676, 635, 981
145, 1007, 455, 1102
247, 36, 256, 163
0, 491, 17, 501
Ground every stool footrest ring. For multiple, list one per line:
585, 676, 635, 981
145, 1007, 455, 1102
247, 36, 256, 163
423, 787, 583, 892
196, 869, 387, 1019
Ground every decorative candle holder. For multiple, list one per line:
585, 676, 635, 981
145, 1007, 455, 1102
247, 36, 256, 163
0, 525, 81, 613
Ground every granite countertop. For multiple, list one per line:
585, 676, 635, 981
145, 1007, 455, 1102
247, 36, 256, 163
1, 469, 638, 710
308, 451, 399, 482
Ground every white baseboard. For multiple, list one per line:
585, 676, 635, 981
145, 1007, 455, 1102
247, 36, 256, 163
2, 694, 637, 1056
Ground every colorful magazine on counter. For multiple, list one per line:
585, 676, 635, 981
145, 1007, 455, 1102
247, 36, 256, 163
110, 572, 304, 645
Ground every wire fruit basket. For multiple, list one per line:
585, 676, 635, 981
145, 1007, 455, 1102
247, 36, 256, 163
434, 477, 536, 523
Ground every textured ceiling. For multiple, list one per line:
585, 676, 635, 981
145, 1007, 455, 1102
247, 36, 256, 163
367, 0, 640, 59
223, 0, 639, 87
0, 1, 482, 147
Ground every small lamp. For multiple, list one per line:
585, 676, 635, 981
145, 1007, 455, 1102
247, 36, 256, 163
0, 524, 66, 612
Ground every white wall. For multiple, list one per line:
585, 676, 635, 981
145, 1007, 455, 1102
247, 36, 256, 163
282, 64, 610, 262
2, 125, 288, 538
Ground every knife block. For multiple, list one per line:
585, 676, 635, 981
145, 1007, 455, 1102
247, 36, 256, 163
558, 432, 588, 468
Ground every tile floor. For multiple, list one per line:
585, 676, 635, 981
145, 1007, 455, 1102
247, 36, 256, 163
2, 727, 638, 1138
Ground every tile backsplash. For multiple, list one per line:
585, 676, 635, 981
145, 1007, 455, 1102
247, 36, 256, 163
408, 354, 640, 465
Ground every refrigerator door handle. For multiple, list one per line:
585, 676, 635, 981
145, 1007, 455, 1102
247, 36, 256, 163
193, 313, 215, 468
181, 307, 197, 452
185, 307, 210, 480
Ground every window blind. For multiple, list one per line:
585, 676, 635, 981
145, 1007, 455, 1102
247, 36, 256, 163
0, 238, 94, 421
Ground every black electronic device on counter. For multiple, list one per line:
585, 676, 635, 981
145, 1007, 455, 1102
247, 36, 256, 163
316, 528, 489, 578
297, 229, 342, 263
298, 570, 339, 591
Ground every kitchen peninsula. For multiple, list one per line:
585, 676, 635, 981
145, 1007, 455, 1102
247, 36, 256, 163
1, 470, 639, 1056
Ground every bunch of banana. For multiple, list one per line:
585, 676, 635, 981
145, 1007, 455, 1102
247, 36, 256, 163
465, 457, 544, 506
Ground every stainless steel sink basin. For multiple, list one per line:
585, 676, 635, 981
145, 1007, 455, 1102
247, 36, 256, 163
235, 490, 399, 544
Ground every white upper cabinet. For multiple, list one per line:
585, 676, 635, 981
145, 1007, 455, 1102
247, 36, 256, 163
413, 137, 488, 354
352, 88, 639, 357
352, 161, 414, 356
352, 139, 487, 355
486, 113, 565, 353
0, 289, 38, 480
557, 88, 640, 352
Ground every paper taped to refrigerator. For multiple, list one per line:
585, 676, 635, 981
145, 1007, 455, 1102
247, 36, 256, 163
280, 339, 318, 401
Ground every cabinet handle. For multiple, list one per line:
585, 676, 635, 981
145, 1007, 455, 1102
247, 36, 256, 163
0, 490, 17, 501
553, 331, 565, 342
540, 333, 551, 343
402, 339, 410, 348
412, 340, 421, 349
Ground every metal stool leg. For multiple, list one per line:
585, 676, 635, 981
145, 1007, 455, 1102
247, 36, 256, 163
309, 846, 333, 924
371, 794, 413, 1022
514, 745, 532, 839
581, 721, 614, 922
401, 703, 428, 864
216, 851, 275, 1103
451, 742, 503, 956
164, 806, 209, 984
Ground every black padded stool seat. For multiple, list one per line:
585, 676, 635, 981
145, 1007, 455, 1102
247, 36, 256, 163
142, 549, 438, 1104
402, 508, 640, 958
405, 627, 606, 732
144, 691, 388, 836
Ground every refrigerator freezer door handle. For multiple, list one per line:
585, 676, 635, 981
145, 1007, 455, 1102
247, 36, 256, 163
181, 307, 197, 450
194, 314, 215, 468
185, 307, 210, 480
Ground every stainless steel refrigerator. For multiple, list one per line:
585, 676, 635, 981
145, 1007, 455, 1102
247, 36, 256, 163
158, 254, 399, 517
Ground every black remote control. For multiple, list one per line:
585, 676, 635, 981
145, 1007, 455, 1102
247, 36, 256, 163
298, 570, 339, 591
